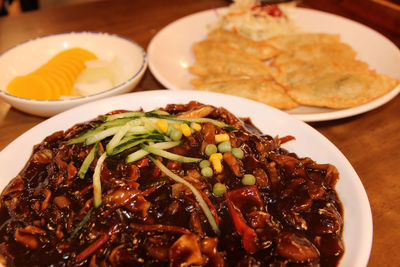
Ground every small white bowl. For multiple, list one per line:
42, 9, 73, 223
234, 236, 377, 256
0, 32, 147, 117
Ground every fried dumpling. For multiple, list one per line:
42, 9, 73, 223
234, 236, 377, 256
194, 77, 298, 109
266, 33, 341, 51
271, 41, 358, 67
275, 57, 370, 88
207, 29, 279, 60
191, 74, 253, 87
287, 71, 399, 108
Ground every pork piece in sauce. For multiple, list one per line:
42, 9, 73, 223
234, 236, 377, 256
0, 101, 344, 266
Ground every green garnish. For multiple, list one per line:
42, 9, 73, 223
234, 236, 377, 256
70, 208, 94, 238
93, 153, 107, 208
242, 174, 256, 186
232, 147, 244, 159
201, 166, 213, 178
213, 183, 227, 196
141, 144, 201, 163
69, 109, 236, 211
125, 141, 181, 163
78, 142, 99, 179
205, 144, 218, 156
102, 111, 145, 121
199, 160, 211, 169
218, 141, 232, 153
144, 112, 237, 131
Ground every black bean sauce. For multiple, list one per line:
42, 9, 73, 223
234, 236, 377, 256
0, 102, 344, 266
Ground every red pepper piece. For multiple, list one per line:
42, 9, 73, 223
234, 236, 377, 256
226, 185, 263, 211
225, 186, 263, 254
136, 157, 149, 168
75, 233, 109, 264
129, 222, 191, 235
279, 135, 295, 144
75, 224, 119, 264
225, 193, 258, 253
251, 4, 283, 17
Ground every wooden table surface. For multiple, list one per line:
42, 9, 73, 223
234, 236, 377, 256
0, 0, 399, 266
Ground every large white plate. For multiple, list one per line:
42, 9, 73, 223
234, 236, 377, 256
147, 7, 400, 122
0, 90, 372, 266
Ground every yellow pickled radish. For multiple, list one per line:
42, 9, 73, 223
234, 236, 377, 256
36, 67, 72, 97
52, 59, 81, 77
38, 75, 62, 99
49, 63, 76, 87
35, 65, 74, 96
6, 75, 55, 100
6, 48, 98, 100
55, 47, 97, 62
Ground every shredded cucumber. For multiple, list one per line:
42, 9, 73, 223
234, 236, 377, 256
68, 126, 104, 145
102, 111, 145, 122
78, 142, 99, 179
69, 109, 237, 213
106, 121, 139, 155
100, 117, 138, 128
144, 113, 237, 131
110, 138, 150, 156
85, 126, 122, 145
68, 119, 137, 145
141, 144, 201, 163
125, 141, 181, 163
93, 152, 107, 208
125, 149, 149, 163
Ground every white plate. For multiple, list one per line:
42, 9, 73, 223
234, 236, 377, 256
147, 7, 400, 122
0, 90, 372, 266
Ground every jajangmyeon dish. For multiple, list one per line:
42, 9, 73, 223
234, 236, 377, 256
0, 102, 344, 266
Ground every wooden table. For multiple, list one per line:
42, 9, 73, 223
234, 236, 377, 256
0, 0, 399, 265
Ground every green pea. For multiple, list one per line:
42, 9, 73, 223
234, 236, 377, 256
199, 160, 211, 169
201, 166, 213, 178
170, 128, 182, 141
218, 141, 231, 153
242, 174, 256, 186
205, 144, 217, 156
232, 148, 244, 159
213, 183, 227, 196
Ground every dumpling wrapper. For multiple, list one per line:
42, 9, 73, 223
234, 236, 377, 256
194, 77, 298, 110
287, 71, 399, 108
207, 29, 279, 60
189, 40, 277, 79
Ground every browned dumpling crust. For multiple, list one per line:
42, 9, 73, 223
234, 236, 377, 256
189, 30, 399, 110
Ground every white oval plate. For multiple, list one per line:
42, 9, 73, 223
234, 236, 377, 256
147, 7, 400, 122
0, 90, 372, 266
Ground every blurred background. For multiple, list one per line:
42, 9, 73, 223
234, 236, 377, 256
2, 0, 399, 36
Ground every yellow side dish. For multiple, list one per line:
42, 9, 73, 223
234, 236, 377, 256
6, 48, 97, 100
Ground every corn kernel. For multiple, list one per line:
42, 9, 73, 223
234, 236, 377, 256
190, 122, 202, 132
215, 133, 229, 143
180, 123, 192, 137
209, 153, 223, 161
211, 158, 223, 173
156, 119, 169, 133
